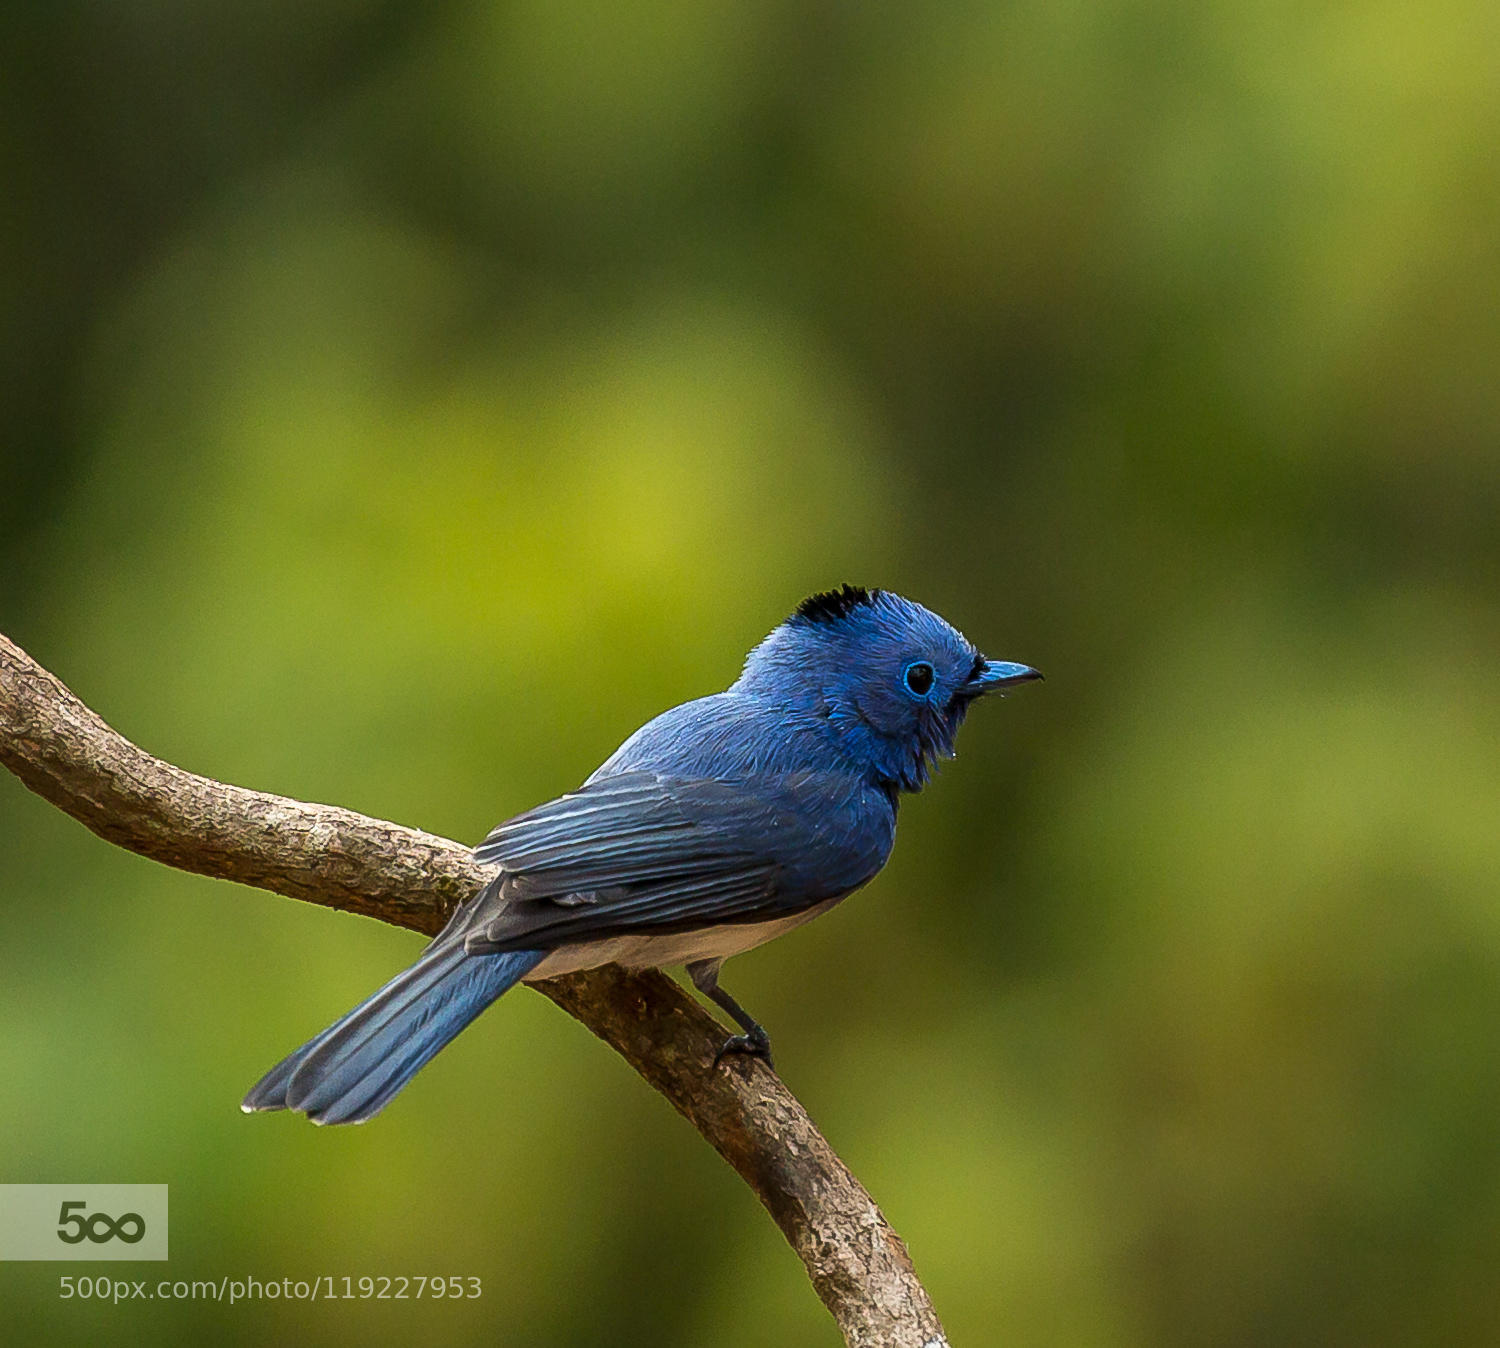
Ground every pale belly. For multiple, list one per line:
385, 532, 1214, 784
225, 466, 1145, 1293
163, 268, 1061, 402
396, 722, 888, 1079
521, 899, 840, 979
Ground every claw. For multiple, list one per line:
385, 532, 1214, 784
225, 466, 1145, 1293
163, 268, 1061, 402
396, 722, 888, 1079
713, 1024, 774, 1071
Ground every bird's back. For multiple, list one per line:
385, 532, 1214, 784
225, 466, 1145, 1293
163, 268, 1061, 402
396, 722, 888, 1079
589, 691, 830, 782
588, 690, 897, 907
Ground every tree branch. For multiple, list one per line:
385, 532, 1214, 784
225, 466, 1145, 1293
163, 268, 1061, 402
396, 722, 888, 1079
0, 632, 947, 1348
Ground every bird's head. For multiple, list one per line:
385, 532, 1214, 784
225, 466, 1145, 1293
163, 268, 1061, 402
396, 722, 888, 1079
736, 585, 1041, 792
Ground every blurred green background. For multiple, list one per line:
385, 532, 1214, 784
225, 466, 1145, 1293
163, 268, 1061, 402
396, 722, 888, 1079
3, 1, 1498, 1344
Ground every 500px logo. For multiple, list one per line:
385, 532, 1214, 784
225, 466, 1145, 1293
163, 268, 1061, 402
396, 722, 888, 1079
0, 1186, 167, 1260
56, 1202, 146, 1246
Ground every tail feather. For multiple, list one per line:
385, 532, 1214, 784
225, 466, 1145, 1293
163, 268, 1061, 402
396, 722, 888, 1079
242, 941, 544, 1125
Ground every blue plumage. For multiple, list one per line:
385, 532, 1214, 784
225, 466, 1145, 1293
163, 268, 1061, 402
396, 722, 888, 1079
243, 586, 1039, 1123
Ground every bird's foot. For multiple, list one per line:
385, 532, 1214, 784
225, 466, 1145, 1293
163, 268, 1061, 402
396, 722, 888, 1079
713, 1024, 774, 1071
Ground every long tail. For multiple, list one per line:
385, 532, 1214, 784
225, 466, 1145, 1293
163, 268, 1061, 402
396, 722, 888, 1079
241, 940, 545, 1125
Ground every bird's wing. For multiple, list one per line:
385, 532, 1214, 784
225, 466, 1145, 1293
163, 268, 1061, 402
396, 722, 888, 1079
464, 770, 866, 952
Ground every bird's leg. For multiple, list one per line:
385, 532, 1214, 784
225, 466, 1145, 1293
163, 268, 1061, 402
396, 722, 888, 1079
686, 959, 774, 1070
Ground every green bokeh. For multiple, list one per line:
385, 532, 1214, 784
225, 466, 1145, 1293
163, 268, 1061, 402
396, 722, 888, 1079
3, 2, 1498, 1344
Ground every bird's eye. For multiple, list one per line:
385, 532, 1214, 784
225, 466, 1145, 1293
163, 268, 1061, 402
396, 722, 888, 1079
902, 661, 935, 697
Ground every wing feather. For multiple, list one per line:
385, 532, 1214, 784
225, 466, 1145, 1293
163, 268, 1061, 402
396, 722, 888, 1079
464, 770, 863, 952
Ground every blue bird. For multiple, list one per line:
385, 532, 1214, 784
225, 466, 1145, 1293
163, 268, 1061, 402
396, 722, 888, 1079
242, 586, 1040, 1124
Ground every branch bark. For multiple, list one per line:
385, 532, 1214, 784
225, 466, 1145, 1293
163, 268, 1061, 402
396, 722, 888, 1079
0, 631, 947, 1348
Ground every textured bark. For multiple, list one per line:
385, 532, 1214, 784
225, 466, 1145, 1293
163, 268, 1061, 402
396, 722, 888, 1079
0, 631, 948, 1347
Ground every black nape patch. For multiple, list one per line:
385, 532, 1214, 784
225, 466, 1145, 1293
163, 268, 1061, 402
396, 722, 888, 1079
792, 584, 880, 625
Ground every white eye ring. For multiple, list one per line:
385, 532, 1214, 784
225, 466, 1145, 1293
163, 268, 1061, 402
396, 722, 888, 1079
902, 661, 935, 697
